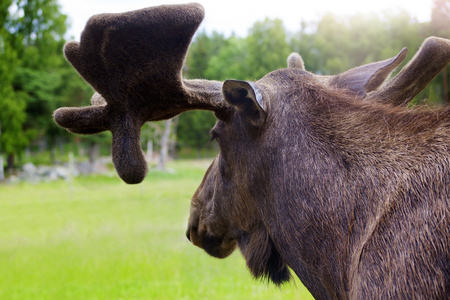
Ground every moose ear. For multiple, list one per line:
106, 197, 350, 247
223, 80, 266, 127
330, 47, 408, 98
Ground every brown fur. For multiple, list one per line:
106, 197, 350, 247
52, 4, 450, 299
187, 70, 450, 298
53, 3, 225, 183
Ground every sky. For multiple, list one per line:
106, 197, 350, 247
59, 0, 434, 39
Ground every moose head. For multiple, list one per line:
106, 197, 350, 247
54, 3, 450, 299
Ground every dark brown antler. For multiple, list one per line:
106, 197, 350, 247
299, 37, 449, 104
366, 37, 450, 106
54, 3, 225, 184
328, 48, 408, 97
54, 2, 450, 185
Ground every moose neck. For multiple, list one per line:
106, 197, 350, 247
258, 81, 450, 298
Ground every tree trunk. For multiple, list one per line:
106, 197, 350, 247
158, 119, 172, 171
24, 147, 30, 161
0, 155, 4, 181
38, 136, 47, 154
88, 143, 100, 173
7, 153, 14, 172
146, 140, 153, 162
170, 116, 179, 158
51, 147, 56, 164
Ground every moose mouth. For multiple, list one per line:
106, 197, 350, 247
186, 227, 237, 259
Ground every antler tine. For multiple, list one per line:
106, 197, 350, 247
53, 3, 226, 184
328, 48, 408, 98
367, 37, 450, 106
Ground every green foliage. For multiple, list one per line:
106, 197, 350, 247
187, 17, 292, 81
246, 18, 291, 79
185, 30, 228, 79
181, 18, 292, 154
205, 35, 248, 80
179, 6, 450, 158
0, 160, 313, 299
186, 5, 448, 106
1, 0, 450, 167
0, 88, 28, 154
310, 10, 423, 75
1, 0, 105, 169
1, 0, 79, 168
0, 1, 23, 155
176, 111, 217, 153
8, 0, 67, 66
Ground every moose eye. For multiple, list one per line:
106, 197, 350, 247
209, 129, 219, 143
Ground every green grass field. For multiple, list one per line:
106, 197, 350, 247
0, 160, 313, 299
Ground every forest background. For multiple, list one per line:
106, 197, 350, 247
0, 0, 449, 180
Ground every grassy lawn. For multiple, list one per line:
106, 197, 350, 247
0, 159, 313, 299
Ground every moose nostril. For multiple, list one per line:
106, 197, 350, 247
185, 228, 191, 241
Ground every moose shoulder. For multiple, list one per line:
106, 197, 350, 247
53, 3, 450, 299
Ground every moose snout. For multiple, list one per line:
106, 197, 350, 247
186, 210, 201, 244
185, 221, 237, 259
185, 225, 206, 247
185, 223, 203, 248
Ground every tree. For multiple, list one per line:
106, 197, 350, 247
1, 0, 70, 169
246, 18, 291, 80
205, 35, 248, 80
158, 119, 173, 170
1, 0, 99, 169
290, 21, 319, 73
180, 31, 226, 157
309, 10, 422, 75
176, 111, 216, 157
0, 0, 27, 170
8, 0, 67, 67
185, 30, 227, 79
11, 0, 69, 157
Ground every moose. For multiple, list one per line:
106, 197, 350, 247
53, 3, 450, 299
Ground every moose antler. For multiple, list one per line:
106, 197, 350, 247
328, 47, 408, 97
366, 37, 450, 106
54, 3, 450, 184
54, 3, 225, 184
297, 37, 449, 104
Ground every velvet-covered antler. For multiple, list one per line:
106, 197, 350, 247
328, 47, 408, 97
54, 3, 450, 185
365, 37, 450, 106
291, 37, 450, 105
54, 3, 224, 184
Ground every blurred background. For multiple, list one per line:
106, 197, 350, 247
0, 0, 449, 179
0, 1, 449, 299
